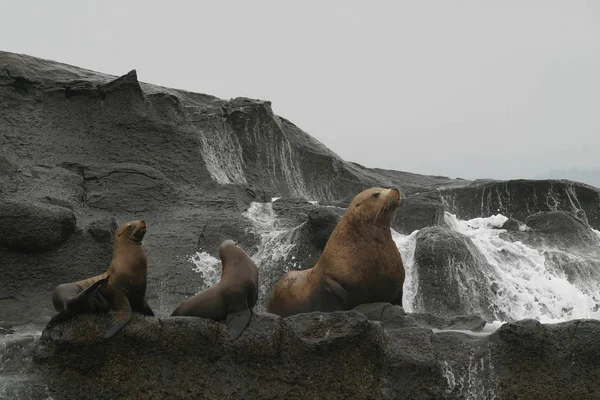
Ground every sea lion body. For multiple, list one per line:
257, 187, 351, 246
171, 240, 259, 341
267, 187, 405, 317
51, 220, 153, 338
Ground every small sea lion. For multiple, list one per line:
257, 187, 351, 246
51, 220, 154, 338
171, 240, 259, 341
267, 187, 405, 317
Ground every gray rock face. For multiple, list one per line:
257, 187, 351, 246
392, 194, 445, 234
35, 311, 385, 399
490, 319, 600, 399
0, 200, 76, 252
525, 211, 600, 248
438, 179, 600, 230
32, 310, 600, 399
412, 227, 500, 321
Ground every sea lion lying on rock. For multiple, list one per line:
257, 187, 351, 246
267, 187, 405, 317
171, 240, 259, 341
51, 220, 154, 338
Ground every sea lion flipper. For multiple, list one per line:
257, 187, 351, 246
47, 310, 75, 328
225, 303, 252, 341
66, 275, 110, 313
105, 290, 132, 339
324, 276, 349, 310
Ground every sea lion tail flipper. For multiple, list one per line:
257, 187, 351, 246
65, 276, 110, 313
225, 302, 252, 341
105, 290, 132, 339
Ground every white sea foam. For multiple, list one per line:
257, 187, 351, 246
189, 251, 221, 290
394, 212, 600, 323
196, 122, 247, 184
392, 229, 419, 313
243, 202, 304, 305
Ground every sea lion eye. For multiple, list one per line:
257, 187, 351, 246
127, 225, 133, 230
372, 193, 380, 198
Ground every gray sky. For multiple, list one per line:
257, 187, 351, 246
2, 1, 599, 181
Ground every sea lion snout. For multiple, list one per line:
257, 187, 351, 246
129, 220, 147, 243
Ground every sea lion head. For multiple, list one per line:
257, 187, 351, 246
219, 239, 245, 265
347, 187, 401, 226
115, 220, 147, 247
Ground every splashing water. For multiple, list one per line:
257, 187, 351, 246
189, 251, 222, 290
195, 120, 247, 185
442, 350, 498, 400
394, 212, 600, 323
392, 229, 419, 312
243, 201, 304, 307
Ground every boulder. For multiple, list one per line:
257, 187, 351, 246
392, 194, 445, 234
525, 211, 599, 248
489, 319, 600, 399
412, 227, 498, 321
305, 207, 342, 250
35, 311, 385, 399
0, 200, 76, 253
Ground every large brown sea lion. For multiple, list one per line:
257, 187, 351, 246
171, 240, 259, 341
51, 220, 154, 338
266, 187, 405, 317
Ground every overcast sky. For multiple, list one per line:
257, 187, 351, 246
2, 1, 598, 181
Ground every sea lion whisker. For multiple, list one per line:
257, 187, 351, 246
374, 205, 383, 224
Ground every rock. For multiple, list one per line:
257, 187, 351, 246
413, 227, 499, 321
500, 217, 521, 231
195, 214, 259, 257
525, 211, 599, 247
438, 179, 600, 230
447, 315, 486, 331
0, 200, 76, 253
353, 302, 393, 321
35, 311, 385, 399
490, 319, 600, 399
384, 328, 447, 399
29, 310, 600, 399
500, 212, 600, 291
0, 228, 113, 325
392, 194, 445, 234
305, 207, 341, 250
271, 197, 316, 226
354, 303, 485, 332
86, 218, 118, 243
0, 327, 15, 335
83, 163, 176, 213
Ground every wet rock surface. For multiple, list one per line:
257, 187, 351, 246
412, 227, 499, 321
437, 179, 600, 230
30, 309, 600, 399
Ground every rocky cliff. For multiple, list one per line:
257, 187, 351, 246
2, 51, 600, 399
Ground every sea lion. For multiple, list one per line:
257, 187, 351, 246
51, 220, 154, 338
171, 240, 259, 341
266, 187, 405, 317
